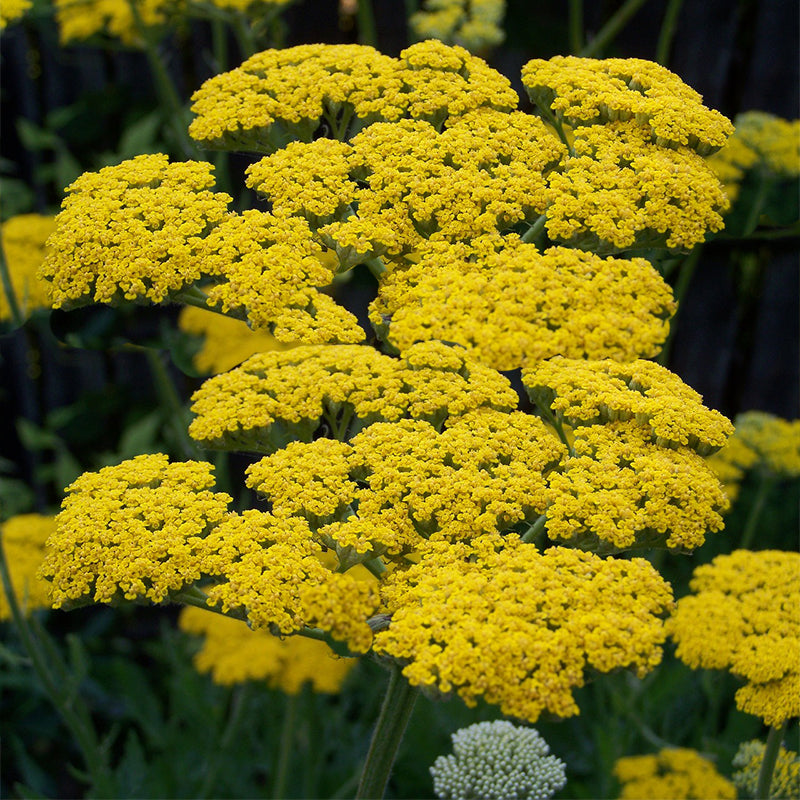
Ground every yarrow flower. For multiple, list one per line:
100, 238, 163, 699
613, 748, 737, 799
0, 514, 57, 619
245, 409, 564, 562
189, 40, 518, 152
522, 356, 734, 455
410, 0, 506, 53
37, 454, 232, 608
667, 549, 800, 726
521, 55, 734, 155
732, 739, 800, 799
373, 241, 676, 370
544, 120, 729, 252
731, 411, 800, 478
188, 340, 518, 452
544, 421, 729, 553
39, 154, 231, 309
1, 214, 57, 322
429, 720, 567, 800
177, 306, 286, 375
0, 0, 31, 27
179, 604, 356, 693
374, 533, 674, 722
197, 509, 379, 653
731, 112, 800, 177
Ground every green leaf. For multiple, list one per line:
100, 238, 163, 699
16, 418, 62, 451
116, 410, 164, 459
16, 118, 60, 152
117, 111, 164, 159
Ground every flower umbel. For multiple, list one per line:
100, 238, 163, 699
430, 720, 567, 800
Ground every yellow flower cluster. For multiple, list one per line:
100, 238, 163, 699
247, 110, 564, 261
733, 111, 800, 176
545, 121, 729, 252
707, 134, 761, 203
179, 605, 355, 693
0, 0, 31, 28
38, 454, 232, 608
53, 0, 176, 46
198, 510, 378, 653
667, 549, 800, 726
374, 534, 674, 723
545, 421, 728, 552
614, 748, 737, 800
373, 241, 676, 371
1, 214, 57, 321
178, 306, 286, 375
706, 434, 760, 503
409, 0, 505, 52
189, 40, 518, 152
246, 410, 564, 558
188, 341, 518, 451
732, 739, 800, 800
521, 56, 733, 155
39, 154, 231, 308
194, 209, 364, 343
0, 514, 57, 619
522, 357, 734, 455
732, 411, 800, 478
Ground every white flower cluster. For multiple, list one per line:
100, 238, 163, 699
430, 720, 567, 800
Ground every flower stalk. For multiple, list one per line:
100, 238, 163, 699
757, 722, 788, 799
356, 662, 419, 799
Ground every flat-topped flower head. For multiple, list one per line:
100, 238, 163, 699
198, 510, 378, 653
37, 454, 232, 608
39, 154, 231, 309
189, 40, 517, 153
732, 739, 800, 800
732, 411, 800, 478
545, 121, 729, 253
410, 0, 506, 52
373, 241, 675, 370
374, 534, 674, 722
614, 748, 737, 800
732, 112, 800, 177
53, 0, 176, 46
705, 433, 760, 503
0, 0, 31, 27
545, 421, 728, 553
188, 341, 518, 452
178, 306, 286, 375
179, 604, 356, 693
0, 514, 57, 619
522, 357, 733, 455
430, 721, 566, 800
1, 214, 57, 321
195, 209, 364, 343
189, 43, 403, 152
521, 55, 733, 155
667, 549, 800, 727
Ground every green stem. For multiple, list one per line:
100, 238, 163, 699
356, 0, 378, 47
521, 214, 547, 245
757, 722, 788, 800
533, 101, 574, 154
271, 691, 300, 799
579, 0, 650, 57
356, 663, 419, 799
198, 684, 251, 798
231, 11, 258, 58
172, 286, 249, 322
739, 473, 774, 550
743, 172, 776, 236
127, 0, 200, 160
656, 246, 701, 366
521, 514, 547, 544
568, 0, 583, 53
0, 233, 25, 327
535, 401, 573, 454
363, 556, 387, 579
362, 256, 387, 278
0, 533, 116, 797
655, 0, 684, 65
144, 348, 201, 460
